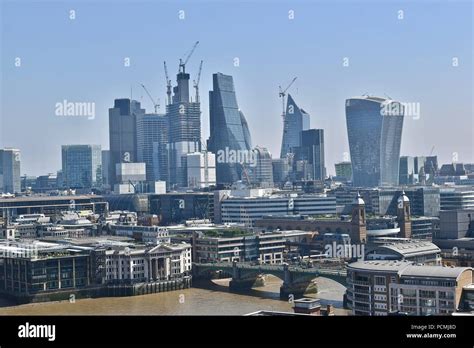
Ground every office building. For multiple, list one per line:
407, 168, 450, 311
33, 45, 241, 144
437, 209, 474, 240
186, 151, 216, 188
192, 229, 307, 264
108, 99, 145, 186
149, 192, 214, 225
280, 94, 310, 158
0, 240, 92, 297
248, 146, 274, 187
61, 145, 102, 189
399, 156, 415, 185
440, 187, 474, 210
136, 113, 168, 182
0, 195, 108, 220
0, 148, 21, 194
345, 96, 404, 187
272, 158, 291, 185
335, 162, 352, 181
207, 73, 252, 185
255, 193, 367, 243
219, 190, 337, 226
294, 129, 325, 181
101, 150, 111, 189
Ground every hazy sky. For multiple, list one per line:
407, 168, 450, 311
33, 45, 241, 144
1, 0, 473, 176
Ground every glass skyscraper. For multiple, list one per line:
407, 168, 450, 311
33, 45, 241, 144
280, 94, 310, 159
208, 73, 252, 185
61, 145, 102, 189
108, 98, 145, 186
0, 148, 21, 194
298, 129, 325, 181
345, 96, 404, 187
136, 113, 168, 183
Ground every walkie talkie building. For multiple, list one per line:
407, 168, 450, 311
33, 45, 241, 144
345, 96, 404, 187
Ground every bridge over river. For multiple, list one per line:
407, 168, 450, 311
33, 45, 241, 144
193, 261, 347, 299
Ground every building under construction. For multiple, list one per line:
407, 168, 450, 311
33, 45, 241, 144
165, 42, 202, 188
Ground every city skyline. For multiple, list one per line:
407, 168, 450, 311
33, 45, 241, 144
1, 0, 473, 177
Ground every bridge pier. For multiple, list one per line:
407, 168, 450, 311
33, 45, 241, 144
280, 280, 318, 300
229, 278, 256, 291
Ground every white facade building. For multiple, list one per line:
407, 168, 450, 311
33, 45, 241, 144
186, 152, 216, 189
104, 243, 192, 282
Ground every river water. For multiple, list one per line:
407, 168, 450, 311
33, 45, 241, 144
0, 276, 349, 315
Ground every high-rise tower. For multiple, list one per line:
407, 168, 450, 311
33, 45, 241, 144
345, 96, 404, 187
0, 148, 21, 194
207, 73, 252, 186
280, 94, 310, 159
108, 99, 145, 186
167, 70, 201, 187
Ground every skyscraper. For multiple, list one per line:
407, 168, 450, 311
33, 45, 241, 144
280, 94, 310, 159
399, 156, 415, 185
61, 145, 102, 189
298, 129, 325, 181
0, 148, 21, 194
248, 146, 274, 187
167, 70, 201, 187
345, 96, 404, 187
108, 99, 145, 186
136, 113, 168, 182
207, 73, 252, 185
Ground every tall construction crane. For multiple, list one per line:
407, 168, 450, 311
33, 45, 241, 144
193, 60, 204, 103
279, 77, 297, 118
140, 83, 160, 113
163, 61, 172, 106
179, 41, 199, 74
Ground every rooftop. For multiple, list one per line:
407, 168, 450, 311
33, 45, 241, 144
375, 241, 441, 257
0, 194, 102, 203
348, 260, 413, 272
400, 265, 472, 279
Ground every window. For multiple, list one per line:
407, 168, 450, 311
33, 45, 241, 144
375, 276, 386, 285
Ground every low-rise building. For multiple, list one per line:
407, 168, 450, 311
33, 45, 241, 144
192, 229, 308, 264
104, 243, 192, 283
346, 260, 473, 316
111, 225, 170, 244
0, 240, 92, 297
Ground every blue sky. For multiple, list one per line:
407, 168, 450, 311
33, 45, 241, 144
1, 0, 473, 176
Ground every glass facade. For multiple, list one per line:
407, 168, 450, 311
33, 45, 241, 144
208, 73, 252, 185
296, 129, 325, 180
280, 94, 310, 158
0, 148, 21, 193
108, 99, 144, 186
345, 97, 404, 187
136, 113, 168, 182
61, 145, 102, 189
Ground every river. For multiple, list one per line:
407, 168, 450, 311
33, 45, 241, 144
0, 276, 349, 315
